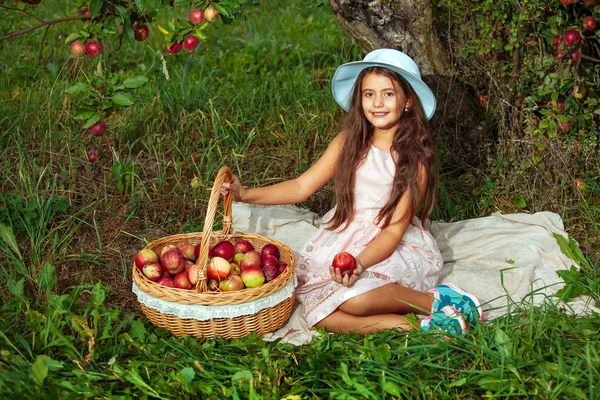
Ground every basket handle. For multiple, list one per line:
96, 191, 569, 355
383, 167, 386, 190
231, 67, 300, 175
195, 166, 233, 293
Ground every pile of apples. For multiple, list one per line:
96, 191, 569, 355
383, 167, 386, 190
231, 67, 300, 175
134, 239, 288, 292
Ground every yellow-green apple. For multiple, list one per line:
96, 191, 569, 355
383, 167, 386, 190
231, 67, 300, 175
219, 275, 245, 291
70, 41, 86, 57
205, 5, 219, 22
234, 253, 244, 266
241, 266, 265, 288
230, 263, 241, 276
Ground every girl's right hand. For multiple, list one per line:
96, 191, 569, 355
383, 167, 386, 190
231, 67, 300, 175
220, 174, 245, 202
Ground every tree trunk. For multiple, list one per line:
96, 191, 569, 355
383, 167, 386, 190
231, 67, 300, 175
328, 0, 486, 164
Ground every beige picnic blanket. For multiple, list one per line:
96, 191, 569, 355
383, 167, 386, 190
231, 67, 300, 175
231, 203, 598, 346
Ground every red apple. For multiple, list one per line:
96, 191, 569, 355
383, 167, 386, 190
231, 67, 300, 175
583, 16, 596, 31
81, 7, 91, 22
161, 249, 186, 275
207, 256, 232, 280
240, 266, 265, 288
278, 261, 288, 273
160, 244, 178, 257
573, 84, 587, 99
133, 23, 149, 41
262, 254, 280, 270
183, 34, 199, 52
85, 41, 102, 57
178, 243, 196, 261
261, 243, 280, 259
219, 275, 245, 291
70, 41, 86, 57
87, 150, 99, 163
205, 5, 219, 22
332, 252, 357, 276
552, 35, 562, 49
572, 50, 580, 62
134, 248, 158, 270
157, 275, 175, 288
558, 120, 573, 133
189, 9, 205, 25
143, 262, 163, 281
564, 30, 581, 46
235, 240, 254, 254
262, 264, 280, 282
212, 240, 236, 262
188, 264, 199, 285
174, 271, 192, 289
556, 50, 565, 59
240, 250, 262, 270
89, 121, 107, 136
560, 0, 571, 5
166, 42, 182, 54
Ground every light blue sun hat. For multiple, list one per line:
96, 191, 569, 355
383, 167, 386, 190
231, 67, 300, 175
331, 48, 436, 120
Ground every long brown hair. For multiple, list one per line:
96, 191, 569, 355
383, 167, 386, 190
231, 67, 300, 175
326, 66, 437, 231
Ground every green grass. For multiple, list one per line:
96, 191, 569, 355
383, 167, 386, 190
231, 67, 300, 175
1, 0, 600, 398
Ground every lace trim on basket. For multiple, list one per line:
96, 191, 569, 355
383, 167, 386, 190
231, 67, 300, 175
132, 275, 297, 321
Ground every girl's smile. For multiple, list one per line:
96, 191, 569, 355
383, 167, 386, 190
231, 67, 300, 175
361, 73, 411, 133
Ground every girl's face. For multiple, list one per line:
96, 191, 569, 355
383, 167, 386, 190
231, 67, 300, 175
360, 72, 412, 133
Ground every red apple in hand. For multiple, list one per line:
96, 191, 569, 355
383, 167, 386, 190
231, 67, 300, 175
332, 252, 357, 276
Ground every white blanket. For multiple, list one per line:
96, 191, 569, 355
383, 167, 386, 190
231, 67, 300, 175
231, 203, 598, 345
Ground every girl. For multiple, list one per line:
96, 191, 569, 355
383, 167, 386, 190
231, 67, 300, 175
222, 49, 483, 335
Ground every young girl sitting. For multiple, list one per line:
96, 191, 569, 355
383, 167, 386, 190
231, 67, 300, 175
221, 49, 483, 335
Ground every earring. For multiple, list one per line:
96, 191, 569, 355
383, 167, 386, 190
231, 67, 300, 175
404, 106, 409, 112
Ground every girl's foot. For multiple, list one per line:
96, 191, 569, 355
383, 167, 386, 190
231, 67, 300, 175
420, 305, 468, 335
428, 283, 483, 325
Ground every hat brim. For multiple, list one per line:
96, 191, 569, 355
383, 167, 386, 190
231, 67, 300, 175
331, 60, 436, 120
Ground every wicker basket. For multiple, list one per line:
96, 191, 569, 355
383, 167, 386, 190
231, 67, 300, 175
132, 166, 296, 338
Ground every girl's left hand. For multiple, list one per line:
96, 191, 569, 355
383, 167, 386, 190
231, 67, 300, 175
330, 263, 364, 287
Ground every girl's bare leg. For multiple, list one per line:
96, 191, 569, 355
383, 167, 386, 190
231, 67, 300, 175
315, 310, 411, 334
338, 283, 434, 316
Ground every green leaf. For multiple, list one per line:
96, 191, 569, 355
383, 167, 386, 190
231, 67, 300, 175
115, 5, 134, 42
112, 92, 135, 106
0, 222, 22, 259
178, 367, 195, 383
82, 113, 102, 129
122, 75, 148, 89
89, 0, 104, 16
40, 261, 57, 294
383, 381, 402, 396
65, 33, 81, 44
91, 282, 106, 307
494, 328, 513, 358
31, 356, 48, 386
65, 82, 91, 94
134, 0, 146, 11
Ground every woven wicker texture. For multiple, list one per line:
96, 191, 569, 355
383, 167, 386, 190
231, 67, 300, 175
132, 166, 297, 338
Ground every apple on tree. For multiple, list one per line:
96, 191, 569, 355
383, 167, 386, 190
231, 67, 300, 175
70, 41, 86, 57
189, 9, 205, 25
205, 5, 219, 22
183, 34, 199, 52
85, 41, 102, 57
133, 23, 149, 42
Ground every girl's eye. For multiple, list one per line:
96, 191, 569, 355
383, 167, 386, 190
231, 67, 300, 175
364, 92, 373, 97
384, 92, 394, 97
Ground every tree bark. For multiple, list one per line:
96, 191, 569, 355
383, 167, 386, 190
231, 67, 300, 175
328, 0, 486, 164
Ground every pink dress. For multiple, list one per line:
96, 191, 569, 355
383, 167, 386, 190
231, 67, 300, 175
296, 145, 444, 327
